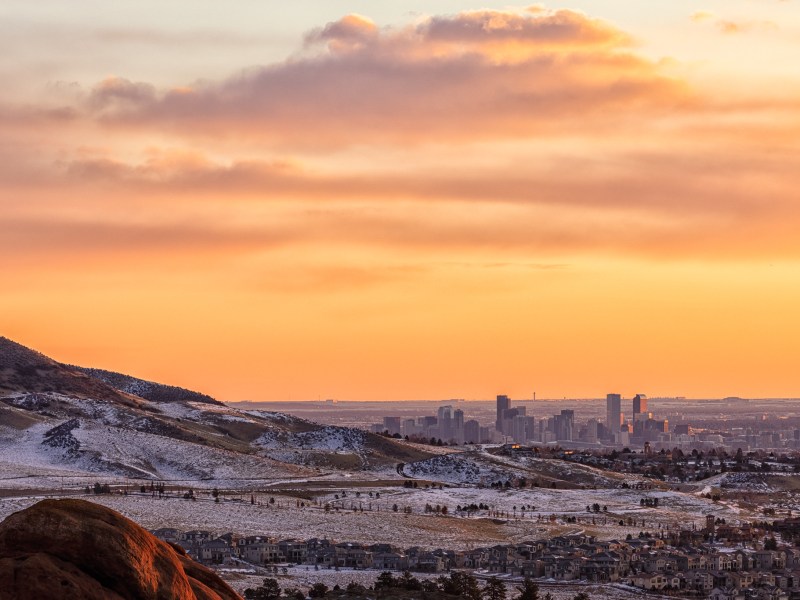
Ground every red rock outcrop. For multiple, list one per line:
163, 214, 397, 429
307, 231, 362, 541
0, 499, 241, 600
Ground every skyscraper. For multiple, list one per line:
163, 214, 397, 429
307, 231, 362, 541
437, 405, 453, 441
453, 409, 465, 444
496, 395, 510, 432
585, 418, 599, 443
554, 409, 574, 441
606, 393, 622, 433
464, 419, 480, 444
383, 416, 401, 436
633, 394, 648, 417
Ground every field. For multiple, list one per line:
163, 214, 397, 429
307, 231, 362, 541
0, 474, 755, 551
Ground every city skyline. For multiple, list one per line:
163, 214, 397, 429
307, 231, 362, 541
2, 1, 799, 401
360, 392, 797, 453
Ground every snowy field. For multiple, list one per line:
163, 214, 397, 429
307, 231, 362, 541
0, 479, 751, 550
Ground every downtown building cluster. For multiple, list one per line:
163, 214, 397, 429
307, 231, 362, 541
496, 393, 669, 448
370, 406, 493, 444
370, 394, 671, 449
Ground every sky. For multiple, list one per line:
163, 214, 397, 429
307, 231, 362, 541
1, 1, 799, 401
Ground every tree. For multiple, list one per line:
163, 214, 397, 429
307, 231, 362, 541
573, 592, 590, 600
421, 580, 440, 595
765, 536, 778, 551
440, 572, 481, 600
461, 574, 483, 600
400, 570, 422, 590
483, 576, 507, 600
244, 578, 281, 600
308, 582, 329, 598
515, 579, 539, 600
375, 571, 396, 590
346, 582, 366, 596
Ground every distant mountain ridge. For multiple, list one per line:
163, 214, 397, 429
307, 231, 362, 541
0, 336, 219, 406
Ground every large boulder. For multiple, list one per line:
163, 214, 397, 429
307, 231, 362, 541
0, 499, 241, 600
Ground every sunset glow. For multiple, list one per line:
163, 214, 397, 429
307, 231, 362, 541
2, 1, 799, 400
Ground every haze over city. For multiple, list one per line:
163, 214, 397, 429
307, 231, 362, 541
2, 0, 799, 402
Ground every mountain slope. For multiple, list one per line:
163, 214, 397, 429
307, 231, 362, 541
0, 336, 434, 485
0, 337, 142, 406
70, 366, 221, 406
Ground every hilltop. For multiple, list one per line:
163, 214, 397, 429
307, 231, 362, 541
0, 336, 220, 406
0, 336, 143, 406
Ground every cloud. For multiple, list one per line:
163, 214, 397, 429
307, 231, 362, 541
304, 13, 379, 51
0, 133, 788, 264
0, 214, 302, 273
420, 7, 631, 49
715, 19, 779, 34
2, 5, 799, 266
690, 10, 715, 22
82, 7, 685, 147
87, 77, 157, 112
690, 11, 779, 34
45, 133, 796, 218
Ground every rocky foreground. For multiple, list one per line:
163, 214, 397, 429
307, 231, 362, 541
0, 498, 241, 600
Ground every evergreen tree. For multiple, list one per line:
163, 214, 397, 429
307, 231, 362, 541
439, 572, 481, 600
400, 570, 422, 590
244, 578, 281, 600
308, 583, 329, 598
483, 576, 507, 600
375, 571, 396, 590
515, 578, 539, 600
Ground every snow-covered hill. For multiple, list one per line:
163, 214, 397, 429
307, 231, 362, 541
402, 448, 629, 488
0, 336, 436, 488
0, 392, 316, 486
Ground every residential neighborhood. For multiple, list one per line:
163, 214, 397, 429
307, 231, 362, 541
154, 517, 800, 600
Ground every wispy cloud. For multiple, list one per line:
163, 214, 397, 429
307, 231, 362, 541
690, 10, 779, 34
690, 10, 715, 23
715, 19, 779, 34
1, 5, 799, 266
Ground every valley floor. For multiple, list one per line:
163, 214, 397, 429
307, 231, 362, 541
0, 476, 756, 551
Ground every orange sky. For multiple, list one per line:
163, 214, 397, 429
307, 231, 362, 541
2, 3, 799, 400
